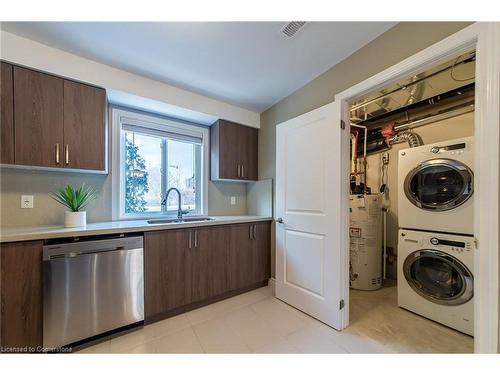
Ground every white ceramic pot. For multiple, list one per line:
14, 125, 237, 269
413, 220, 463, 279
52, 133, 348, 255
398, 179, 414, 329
64, 211, 87, 228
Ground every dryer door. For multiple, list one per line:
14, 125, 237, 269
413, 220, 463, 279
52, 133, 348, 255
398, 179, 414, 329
403, 249, 473, 306
404, 158, 473, 211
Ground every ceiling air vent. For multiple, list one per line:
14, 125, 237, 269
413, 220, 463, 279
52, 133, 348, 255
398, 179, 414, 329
281, 22, 306, 38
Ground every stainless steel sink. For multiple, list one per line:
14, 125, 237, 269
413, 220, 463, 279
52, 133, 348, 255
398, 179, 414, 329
147, 217, 214, 224
181, 217, 215, 222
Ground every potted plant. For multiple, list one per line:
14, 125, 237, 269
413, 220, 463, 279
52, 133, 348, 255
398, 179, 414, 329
51, 184, 97, 227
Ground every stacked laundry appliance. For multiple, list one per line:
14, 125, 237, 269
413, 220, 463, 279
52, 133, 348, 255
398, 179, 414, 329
397, 136, 474, 336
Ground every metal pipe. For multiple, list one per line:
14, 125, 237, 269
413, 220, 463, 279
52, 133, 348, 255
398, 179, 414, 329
351, 54, 475, 112
351, 123, 368, 187
383, 209, 387, 280
394, 103, 474, 132
351, 133, 358, 174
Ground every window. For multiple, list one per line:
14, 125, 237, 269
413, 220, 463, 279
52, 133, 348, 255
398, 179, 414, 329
112, 108, 208, 219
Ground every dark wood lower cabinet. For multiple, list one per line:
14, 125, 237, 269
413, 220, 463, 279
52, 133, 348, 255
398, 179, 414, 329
144, 228, 191, 322
0, 221, 271, 348
144, 221, 271, 324
188, 225, 229, 304
0, 241, 43, 352
229, 222, 271, 290
253, 222, 272, 282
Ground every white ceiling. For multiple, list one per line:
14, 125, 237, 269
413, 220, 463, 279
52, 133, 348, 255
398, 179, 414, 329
1, 22, 396, 112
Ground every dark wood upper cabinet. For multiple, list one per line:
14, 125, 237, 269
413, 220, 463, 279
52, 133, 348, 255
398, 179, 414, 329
13, 66, 64, 168
239, 124, 258, 180
211, 119, 258, 181
1, 63, 107, 172
0, 240, 43, 352
0, 62, 14, 164
63, 80, 106, 170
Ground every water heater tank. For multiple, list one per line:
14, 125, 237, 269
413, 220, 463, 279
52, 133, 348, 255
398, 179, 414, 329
349, 194, 383, 291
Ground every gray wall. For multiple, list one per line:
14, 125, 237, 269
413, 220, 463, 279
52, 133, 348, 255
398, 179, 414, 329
259, 22, 473, 276
0, 169, 248, 227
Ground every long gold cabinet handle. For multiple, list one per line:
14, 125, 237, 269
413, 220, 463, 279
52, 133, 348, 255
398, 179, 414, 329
65, 145, 69, 165
55, 143, 60, 164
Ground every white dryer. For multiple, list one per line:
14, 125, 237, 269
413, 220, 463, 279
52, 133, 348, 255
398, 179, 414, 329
398, 136, 474, 235
398, 229, 474, 336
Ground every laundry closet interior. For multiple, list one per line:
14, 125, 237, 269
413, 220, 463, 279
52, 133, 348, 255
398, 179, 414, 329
347, 49, 475, 352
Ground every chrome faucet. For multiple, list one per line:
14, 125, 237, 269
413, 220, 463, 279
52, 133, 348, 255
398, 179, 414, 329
161, 187, 184, 220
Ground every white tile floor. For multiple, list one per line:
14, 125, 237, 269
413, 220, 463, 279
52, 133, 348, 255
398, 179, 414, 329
77, 282, 473, 354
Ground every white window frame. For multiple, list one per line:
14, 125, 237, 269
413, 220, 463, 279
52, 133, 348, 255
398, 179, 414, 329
111, 107, 209, 220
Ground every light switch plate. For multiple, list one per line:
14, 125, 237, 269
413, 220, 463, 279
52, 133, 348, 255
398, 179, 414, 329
230, 196, 236, 205
21, 195, 34, 209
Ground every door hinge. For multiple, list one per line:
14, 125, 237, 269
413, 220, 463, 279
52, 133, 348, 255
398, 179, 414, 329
340, 120, 346, 130
474, 237, 478, 249
339, 299, 345, 310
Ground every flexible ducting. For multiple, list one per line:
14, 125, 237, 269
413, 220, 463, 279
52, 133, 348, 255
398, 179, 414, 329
388, 131, 423, 148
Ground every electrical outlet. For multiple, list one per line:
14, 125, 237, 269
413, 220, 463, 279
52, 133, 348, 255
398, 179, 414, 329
21, 195, 34, 209
230, 196, 236, 205
382, 152, 390, 165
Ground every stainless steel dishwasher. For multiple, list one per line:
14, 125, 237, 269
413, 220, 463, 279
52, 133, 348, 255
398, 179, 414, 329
43, 235, 144, 348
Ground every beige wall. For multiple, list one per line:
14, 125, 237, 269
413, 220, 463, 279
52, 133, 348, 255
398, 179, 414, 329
0, 167, 249, 227
364, 112, 474, 278
260, 22, 473, 276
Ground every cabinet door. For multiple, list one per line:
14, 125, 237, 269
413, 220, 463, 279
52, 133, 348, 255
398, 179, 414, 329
239, 125, 258, 180
189, 225, 229, 303
63, 80, 106, 170
211, 120, 240, 180
1, 241, 43, 351
252, 222, 271, 282
228, 223, 256, 290
13, 66, 63, 167
229, 222, 271, 290
144, 229, 191, 322
1, 62, 14, 164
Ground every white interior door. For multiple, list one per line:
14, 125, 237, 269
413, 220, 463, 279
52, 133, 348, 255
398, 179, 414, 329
275, 100, 348, 330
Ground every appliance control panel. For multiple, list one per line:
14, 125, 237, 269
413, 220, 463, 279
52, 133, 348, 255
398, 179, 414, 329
427, 236, 473, 252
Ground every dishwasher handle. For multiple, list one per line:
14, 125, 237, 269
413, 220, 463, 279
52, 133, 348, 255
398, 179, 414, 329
47, 246, 127, 259
43, 236, 143, 261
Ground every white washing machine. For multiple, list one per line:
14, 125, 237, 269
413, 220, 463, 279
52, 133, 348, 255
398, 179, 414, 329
398, 136, 474, 235
398, 229, 474, 336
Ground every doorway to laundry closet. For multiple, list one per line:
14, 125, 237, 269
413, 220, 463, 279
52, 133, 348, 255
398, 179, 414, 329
346, 49, 475, 353
275, 23, 500, 353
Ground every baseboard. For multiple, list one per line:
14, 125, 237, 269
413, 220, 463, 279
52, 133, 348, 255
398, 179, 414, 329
268, 277, 276, 295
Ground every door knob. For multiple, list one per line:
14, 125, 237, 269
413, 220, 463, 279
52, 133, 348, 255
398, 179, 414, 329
276, 218, 284, 224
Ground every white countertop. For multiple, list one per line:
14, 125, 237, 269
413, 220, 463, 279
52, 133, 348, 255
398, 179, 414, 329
0, 216, 273, 243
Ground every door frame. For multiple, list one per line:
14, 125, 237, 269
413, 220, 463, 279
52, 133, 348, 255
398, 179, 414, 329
334, 22, 500, 353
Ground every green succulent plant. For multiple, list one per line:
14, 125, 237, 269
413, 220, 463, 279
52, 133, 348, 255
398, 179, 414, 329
51, 184, 97, 212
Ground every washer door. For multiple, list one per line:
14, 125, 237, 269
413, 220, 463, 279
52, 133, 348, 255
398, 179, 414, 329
404, 158, 473, 211
403, 249, 473, 306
